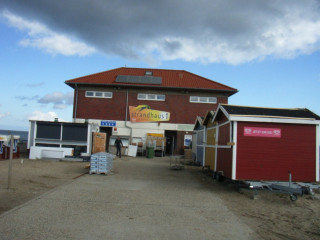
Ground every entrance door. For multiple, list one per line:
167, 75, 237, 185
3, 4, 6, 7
99, 127, 112, 152
165, 130, 177, 155
196, 129, 205, 166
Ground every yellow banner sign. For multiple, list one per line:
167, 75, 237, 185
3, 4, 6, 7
129, 105, 170, 123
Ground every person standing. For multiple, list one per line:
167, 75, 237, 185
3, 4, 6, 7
114, 136, 123, 158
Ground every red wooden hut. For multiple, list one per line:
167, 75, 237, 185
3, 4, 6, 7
212, 104, 320, 182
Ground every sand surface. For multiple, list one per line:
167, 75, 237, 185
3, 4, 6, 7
0, 158, 87, 214
194, 169, 320, 240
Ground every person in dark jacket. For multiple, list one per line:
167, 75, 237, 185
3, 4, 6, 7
114, 137, 123, 158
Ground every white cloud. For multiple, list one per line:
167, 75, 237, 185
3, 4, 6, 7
20, 34, 96, 57
64, 92, 74, 105
25, 82, 44, 88
0, 112, 11, 119
260, 19, 320, 58
2, 10, 96, 56
2, 1, 320, 64
53, 104, 68, 109
38, 92, 73, 109
154, 18, 320, 65
16, 95, 39, 101
38, 92, 65, 104
27, 111, 65, 121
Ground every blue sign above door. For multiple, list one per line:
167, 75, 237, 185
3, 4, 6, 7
101, 121, 116, 127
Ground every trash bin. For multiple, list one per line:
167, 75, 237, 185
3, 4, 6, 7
146, 146, 154, 158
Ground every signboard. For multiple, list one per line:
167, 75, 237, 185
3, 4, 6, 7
127, 145, 138, 157
177, 124, 194, 131
129, 105, 170, 123
184, 135, 192, 147
101, 121, 116, 127
244, 127, 281, 138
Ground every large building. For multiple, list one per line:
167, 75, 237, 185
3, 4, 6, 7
65, 67, 237, 155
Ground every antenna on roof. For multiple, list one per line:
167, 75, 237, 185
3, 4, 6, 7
124, 64, 127, 67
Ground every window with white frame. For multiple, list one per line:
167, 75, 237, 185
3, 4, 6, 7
189, 96, 217, 104
85, 91, 113, 98
138, 93, 165, 101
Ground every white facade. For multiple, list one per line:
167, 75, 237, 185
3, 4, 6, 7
28, 120, 98, 159
74, 118, 194, 150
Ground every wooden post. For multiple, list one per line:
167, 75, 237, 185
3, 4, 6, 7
7, 135, 13, 189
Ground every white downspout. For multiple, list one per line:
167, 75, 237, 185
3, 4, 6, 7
203, 126, 206, 167
316, 124, 319, 182
214, 126, 218, 172
74, 83, 78, 121
232, 121, 237, 180
125, 90, 132, 143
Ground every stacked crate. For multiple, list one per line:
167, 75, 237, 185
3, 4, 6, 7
89, 152, 114, 174
184, 149, 193, 165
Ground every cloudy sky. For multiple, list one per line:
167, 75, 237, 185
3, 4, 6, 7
0, 0, 320, 130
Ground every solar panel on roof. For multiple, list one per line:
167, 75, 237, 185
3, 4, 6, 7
115, 75, 162, 85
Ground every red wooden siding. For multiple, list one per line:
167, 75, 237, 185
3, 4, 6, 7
217, 148, 233, 178
216, 112, 229, 125
0, 147, 20, 160
236, 122, 316, 182
218, 123, 230, 145
216, 123, 233, 178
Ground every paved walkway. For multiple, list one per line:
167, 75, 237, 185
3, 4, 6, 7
0, 157, 255, 240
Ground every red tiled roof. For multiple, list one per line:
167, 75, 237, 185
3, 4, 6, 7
65, 67, 237, 94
